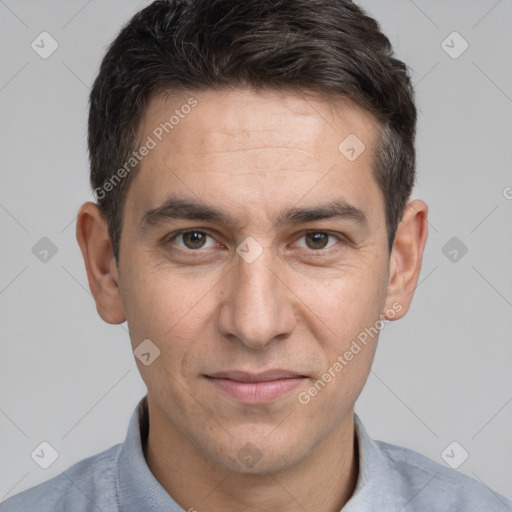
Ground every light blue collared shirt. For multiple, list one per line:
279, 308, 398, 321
2, 396, 511, 511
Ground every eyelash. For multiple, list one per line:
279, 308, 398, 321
165, 229, 345, 256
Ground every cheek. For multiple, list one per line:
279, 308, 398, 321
297, 260, 387, 337
294, 262, 386, 390
121, 254, 212, 340
121, 258, 220, 385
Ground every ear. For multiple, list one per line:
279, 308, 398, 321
75, 202, 126, 324
383, 199, 428, 320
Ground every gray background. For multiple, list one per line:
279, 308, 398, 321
1, 0, 511, 504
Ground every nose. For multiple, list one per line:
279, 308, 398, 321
216, 245, 297, 350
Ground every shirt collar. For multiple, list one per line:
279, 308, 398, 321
116, 396, 183, 512
345, 416, 418, 511
116, 396, 402, 512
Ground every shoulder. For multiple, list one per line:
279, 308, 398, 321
0, 444, 121, 512
375, 440, 512, 511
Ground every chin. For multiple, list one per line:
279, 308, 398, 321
202, 431, 316, 476
216, 451, 302, 476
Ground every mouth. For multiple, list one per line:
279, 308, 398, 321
203, 370, 308, 404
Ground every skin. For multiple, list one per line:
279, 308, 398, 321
76, 88, 428, 512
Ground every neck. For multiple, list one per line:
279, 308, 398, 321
143, 400, 359, 512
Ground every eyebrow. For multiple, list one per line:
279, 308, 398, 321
139, 195, 368, 232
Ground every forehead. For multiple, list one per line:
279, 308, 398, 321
125, 88, 384, 232
142, 88, 377, 155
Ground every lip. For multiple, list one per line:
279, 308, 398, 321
207, 370, 306, 382
204, 370, 307, 404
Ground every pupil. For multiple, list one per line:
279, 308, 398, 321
186, 232, 204, 248
308, 233, 327, 249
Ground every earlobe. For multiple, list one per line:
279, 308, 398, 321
75, 202, 126, 325
383, 199, 428, 320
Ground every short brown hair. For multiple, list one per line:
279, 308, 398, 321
88, 0, 417, 263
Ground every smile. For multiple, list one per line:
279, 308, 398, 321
204, 371, 307, 404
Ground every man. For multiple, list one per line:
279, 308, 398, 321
2, 0, 510, 510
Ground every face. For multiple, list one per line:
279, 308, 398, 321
79, 87, 426, 475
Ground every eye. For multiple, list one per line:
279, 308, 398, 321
167, 230, 218, 251
294, 231, 343, 252
165, 229, 344, 255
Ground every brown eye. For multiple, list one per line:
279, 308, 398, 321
294, 231, 343, 253
304, 232, 330, 250
169, 230, 216, 251
182, 231, 207, 249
